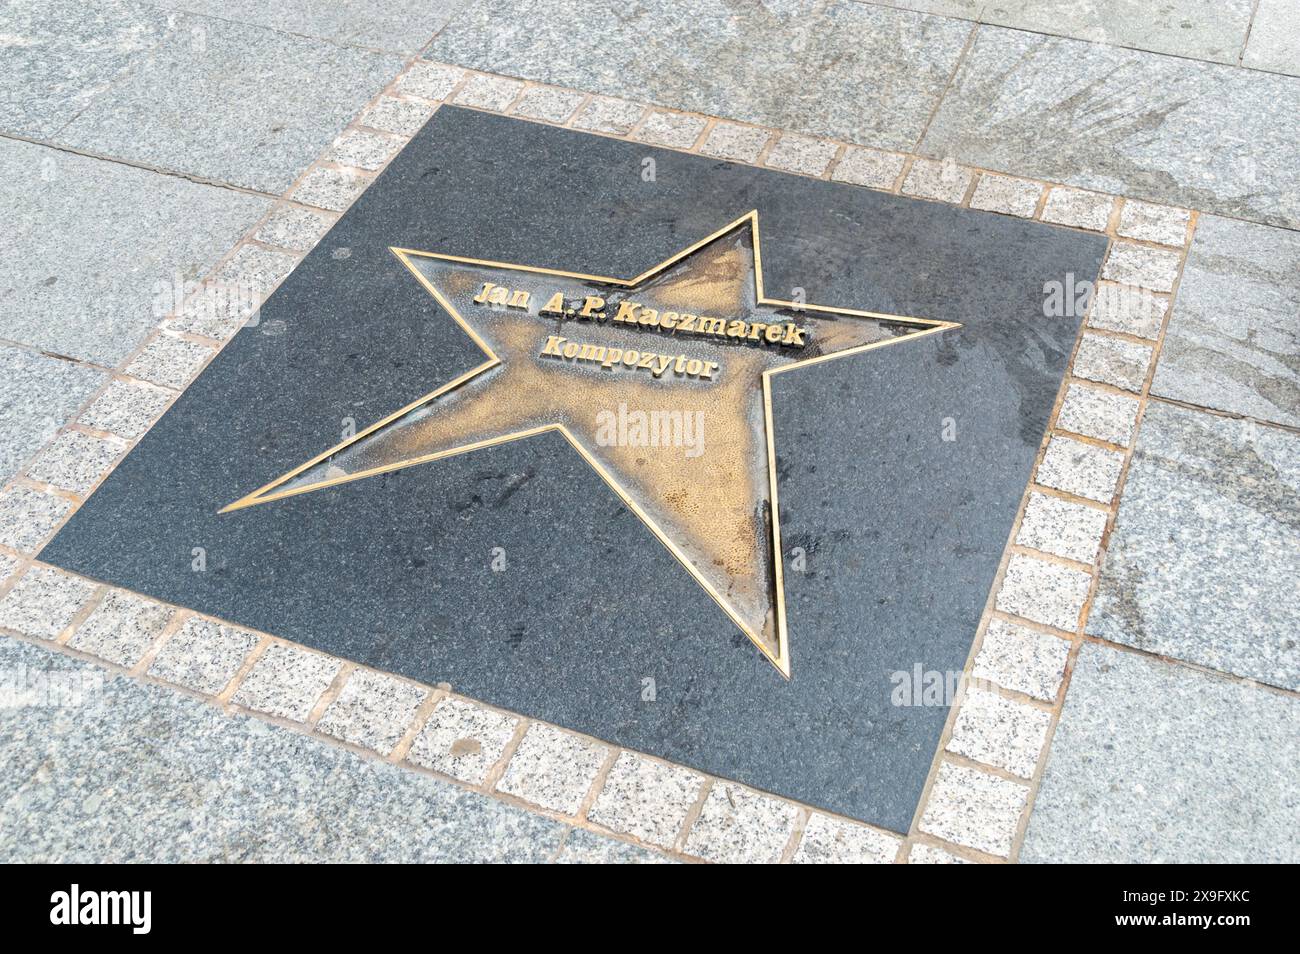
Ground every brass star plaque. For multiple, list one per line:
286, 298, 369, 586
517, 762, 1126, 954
223, 212, 958, 676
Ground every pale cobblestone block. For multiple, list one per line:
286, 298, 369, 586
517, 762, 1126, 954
919, 762, 1029, 857
831, 146, 905, 189
255, 205, 336, 254
1073, 333, 1153, 392
327, 129, 402, 171
496, 722, 608, 814
908, 843, 972, 864
453, 74, 524, 111
1036, 435, 1125, 503
512, 86, 585, 124
969, 173, 1042, 217
683, 782, 799, 864
1041, 186, 1114, 231
397, 62, 464, 101
946, 685, 1052, 778
67, 589, 173, 668
24, 431, 122, 495
995, 554, 1092, 632
360, 96, 435, 136
587, 751, 704, 849
1102, 241, 1183, 292
765, 134, 838, 176
1016, 491, 1108, 563
290, 166, 372, 212
699, 122, 771, 163
0, 552, 18, 584
214, 245, 298, 295
0, 485, 72, 552
902, 157, 973, 203
572, 96, 644, 134
971, 618, 1070, 703
1056, 382, 1140, 446
407, 695, 518, 785
1118, 200, 1190, 247
169, 284, 259, 340
634, 110, 707, 148
125, 334, 216, 390
791, 813, 900, 864
231, 642, 341, 722
146, 616, 260, 695
78, 379, 172, 440
316, 668, 428, 755
0, 566, 97, 640
1086, 282, 1168, 339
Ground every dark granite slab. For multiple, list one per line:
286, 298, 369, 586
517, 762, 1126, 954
42, 107, 1105, 833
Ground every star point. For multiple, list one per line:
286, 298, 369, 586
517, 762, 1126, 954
222, 212, 958, 677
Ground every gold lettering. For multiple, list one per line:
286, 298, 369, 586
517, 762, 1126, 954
540, 291, 565, 315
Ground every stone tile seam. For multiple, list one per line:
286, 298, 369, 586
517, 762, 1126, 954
901, 7, 1299, 81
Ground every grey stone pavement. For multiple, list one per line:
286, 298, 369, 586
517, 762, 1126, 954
0, 0, 1297, 863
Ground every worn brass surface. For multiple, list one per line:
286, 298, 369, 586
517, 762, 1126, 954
222, 213, 958, 676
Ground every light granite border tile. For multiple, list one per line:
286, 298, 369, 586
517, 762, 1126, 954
588, 751, 705, 849
496, 722, 610, 815
146, 615, 261, 696
683, 781, 801, 864
1040, 186, 1115, 231
407, 694, 520, 785
316, 667, 429, 755
969, 173, 1042, 217
791, 813, 901, 864
918, 762, 1029, 857
230, 641, 342, 722
902, 157, 974, 204
831, 146, 906, 189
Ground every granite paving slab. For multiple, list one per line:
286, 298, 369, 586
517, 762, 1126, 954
0, 636, 580, 862
0, 0, 172, 138
1089, 401, 1300, 691
426, 0, 971, 150
921, 26, 1300, 229
980, 0, 1254, 65
0, 347, 105, 485
42, 107, 1105, 834
1021, 643, 1300, 863
1243, 0, 1300, 76
57, 13, 405, 193
147, 0, 471, 54
1150, 215, 1300, 428
0, 138, 269, 366
854, 1, 982, 19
